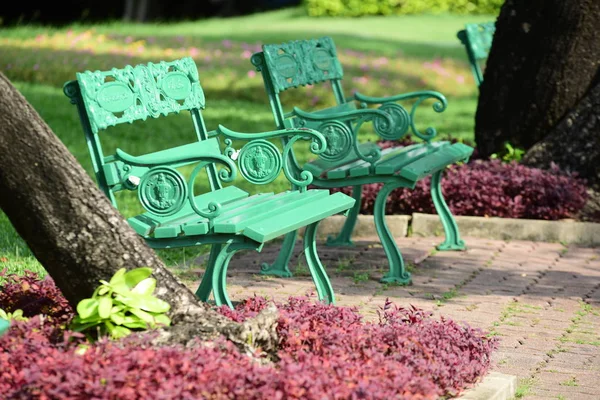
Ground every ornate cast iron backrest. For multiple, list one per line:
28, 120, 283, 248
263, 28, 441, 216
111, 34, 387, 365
75, 57, 205, 133
64, 57, 220, 208
464, 22, 495, 60
259, 36, 344, 94
457, 22, 496, 87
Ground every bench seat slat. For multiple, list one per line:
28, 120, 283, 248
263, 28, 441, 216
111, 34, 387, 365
128, 186, 249, 238
374, 141, 449, 175
325, 146, 398, 179
243, 191, 356, 242
181, 192, 272, 236
305, 142, 380, 178
399, 143, 473, 182
213, 190, 329, 234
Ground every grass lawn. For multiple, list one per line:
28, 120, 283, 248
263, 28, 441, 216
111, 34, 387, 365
0, 7, 493, 277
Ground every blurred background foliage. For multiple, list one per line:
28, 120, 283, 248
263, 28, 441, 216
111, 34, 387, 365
0, 0, 498, 26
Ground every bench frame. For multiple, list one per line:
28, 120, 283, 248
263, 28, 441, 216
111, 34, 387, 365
251, 37, 473, 285
457, 22, 496, 88
64, 57, 354, 308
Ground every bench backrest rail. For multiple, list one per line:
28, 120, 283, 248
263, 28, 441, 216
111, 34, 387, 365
64, 57, 224, 209
457, 22, 496, 87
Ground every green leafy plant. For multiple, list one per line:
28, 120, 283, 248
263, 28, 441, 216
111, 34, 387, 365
70, 267, 171, 339
0, 308, 28, 322
491, 142, 525, 163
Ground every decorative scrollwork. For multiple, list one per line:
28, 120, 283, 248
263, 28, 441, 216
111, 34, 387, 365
238, 140, 282, 185
283, 135, 314, 189
316, 121, 352, 162
250, 53, 265, 71
138, 167, 187, 217
409, 95, 447, 142
223, 138, 237, 160
373, 103, 410, 141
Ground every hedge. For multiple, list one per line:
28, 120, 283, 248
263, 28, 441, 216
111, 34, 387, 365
304, 0, 503, 17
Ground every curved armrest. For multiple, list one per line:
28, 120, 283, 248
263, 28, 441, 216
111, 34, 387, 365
352, 90, 448, 142
115, 147, 234, 168
215, 124, 328, 189
291, 106, 389, 123
116, 147, 237, 221
216, 125, 324, 148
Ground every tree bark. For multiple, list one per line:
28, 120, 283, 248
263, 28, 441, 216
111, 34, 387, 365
0, 73, 278, 353
522, 80, 600, 191
475, 0, 600, 158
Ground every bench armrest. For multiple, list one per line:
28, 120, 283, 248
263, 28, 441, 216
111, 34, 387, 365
215, 124, 327, 189
352, 90, 448, 142
115, 148, 238, 221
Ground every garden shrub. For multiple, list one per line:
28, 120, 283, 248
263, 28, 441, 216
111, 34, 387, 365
0, 269, 72, 324
0, 273, 498, 399
328, 142, 588, 220
304, 0, 503, 17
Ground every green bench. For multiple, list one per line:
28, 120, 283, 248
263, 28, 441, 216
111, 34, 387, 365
64, 57, 355, 308
250, 36, 473, 285
457, 22, 496, 87
0, 317, 8, 337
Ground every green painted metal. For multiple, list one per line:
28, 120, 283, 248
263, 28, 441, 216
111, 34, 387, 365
374, 182, 411, 284
0, 317, 9, 337
304, 221, 335, 303
431, 170, 465, 251
252, 37, 474, 284
65, 57, 355, 308
457, 22, 496, 87
326, 185, 361, 247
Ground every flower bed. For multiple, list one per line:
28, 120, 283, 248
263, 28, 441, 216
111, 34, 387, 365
327, 138, 589, 221
0, 271, 498, 399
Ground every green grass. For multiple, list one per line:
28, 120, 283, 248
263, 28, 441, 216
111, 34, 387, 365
0, 7, 488, 277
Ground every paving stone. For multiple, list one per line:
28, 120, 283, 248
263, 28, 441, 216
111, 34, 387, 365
193, 236, 600, 399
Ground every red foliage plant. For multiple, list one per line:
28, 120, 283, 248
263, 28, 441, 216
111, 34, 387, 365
1, 274, 498, 399
328, 158, 588, 220
0, 269, 73, 324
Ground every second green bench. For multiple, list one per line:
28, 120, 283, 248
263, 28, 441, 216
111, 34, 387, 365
250, 36, 474, 285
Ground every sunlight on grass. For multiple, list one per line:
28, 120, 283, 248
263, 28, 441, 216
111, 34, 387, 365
0, 213, 46, 282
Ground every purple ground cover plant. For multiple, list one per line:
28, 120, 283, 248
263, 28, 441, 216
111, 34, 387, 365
1, 274, 498, 399
329, 138, 588, 220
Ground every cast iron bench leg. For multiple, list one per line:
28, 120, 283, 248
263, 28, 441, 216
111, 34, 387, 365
326, 185, 362, 247
195, 243, 222, 302
211, 241, 261, 308
259, 230, 296, 277
431, 170, 466, 251
304, 221, 335, 304
374, 182, 412, 285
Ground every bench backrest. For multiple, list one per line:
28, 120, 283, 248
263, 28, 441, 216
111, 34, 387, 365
64, 57, 222, 209
457, 22, 496, 87
252, 36, 348, 128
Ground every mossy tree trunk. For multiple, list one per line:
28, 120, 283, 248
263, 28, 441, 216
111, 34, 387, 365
0, 72, 277, 352
475, 0, 600, 168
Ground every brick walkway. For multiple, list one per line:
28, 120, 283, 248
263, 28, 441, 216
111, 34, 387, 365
184, 236, 600, 400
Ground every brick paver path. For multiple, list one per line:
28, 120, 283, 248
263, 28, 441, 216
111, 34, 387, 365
181, 236, 600, 400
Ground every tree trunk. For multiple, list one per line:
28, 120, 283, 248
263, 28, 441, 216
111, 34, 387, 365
475, 0, 600, 158
123, 0, 135, 21
0, 73, 278, 352
522, 80, 600, 191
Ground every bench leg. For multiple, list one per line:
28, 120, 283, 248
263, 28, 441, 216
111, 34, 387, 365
195, 243, 222, 302
374, 182, 412, 285
196, 241, 260, 309
259, 230, 295, 278
326, 185, 361, 247
431, 170, 466, 251
304, 221, 336, 304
